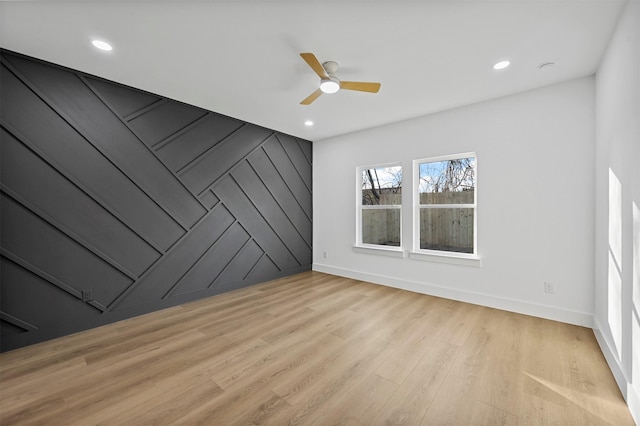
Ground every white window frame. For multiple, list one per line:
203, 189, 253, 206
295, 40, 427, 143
354, 163, 404, 257
411, 153, 480, 266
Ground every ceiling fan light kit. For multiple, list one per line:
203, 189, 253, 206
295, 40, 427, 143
320, 78, 340, 94
299, 52, 381, 105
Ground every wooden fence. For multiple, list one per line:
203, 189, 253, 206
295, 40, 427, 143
361, 208, 401, 246
361, 190, 474, 251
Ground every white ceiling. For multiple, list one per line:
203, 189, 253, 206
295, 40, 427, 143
0, 1, 625, 141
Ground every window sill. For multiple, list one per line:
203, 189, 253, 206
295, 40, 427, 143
352, 245, 405, 258
409, 250, 481, 267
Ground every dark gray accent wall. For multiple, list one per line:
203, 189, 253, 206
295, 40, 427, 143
0, 50, 312, 352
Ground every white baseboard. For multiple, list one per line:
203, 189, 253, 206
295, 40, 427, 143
628, 385, 640, 426
593, 318, 640, 425
312, 263, 593, 327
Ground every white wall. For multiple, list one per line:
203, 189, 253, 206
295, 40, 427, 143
594, 0, 640, 423
313, 76, 596, 327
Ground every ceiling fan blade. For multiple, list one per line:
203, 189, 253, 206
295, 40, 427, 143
300, 52, 329, 79
340, 81, 381, 93
300, 89, 323, 105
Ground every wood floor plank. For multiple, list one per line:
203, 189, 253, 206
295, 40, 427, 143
377, 339, 460, 425
270, 338, 397, 425
229, 391, 292, 425
0, 271, 634, 425
374, 298, 462, 384
214, 328, 345, 393
421, 308, 522, 424
318, 372, 399, 425
430, 399, 519, 426
74, 365, 224, 426
1, 330, 208, 424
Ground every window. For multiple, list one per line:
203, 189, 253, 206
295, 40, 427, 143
414, 154, 476, 256
357, 164, 402, 249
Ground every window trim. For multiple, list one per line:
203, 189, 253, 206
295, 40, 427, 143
412, 152, 478, 260
355, 162, 403, 252
353, 245, 406, 258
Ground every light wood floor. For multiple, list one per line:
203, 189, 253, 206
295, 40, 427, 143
0, 271, 634, 425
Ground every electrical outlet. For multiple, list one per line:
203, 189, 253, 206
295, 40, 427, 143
544, 282, 554, 294
323, 251, 329, 259
82, 289, 93, 302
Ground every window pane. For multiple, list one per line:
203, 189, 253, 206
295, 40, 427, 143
420, 208, 474, 253
362, 166, 402, 206
362, 208, 401, 246
418, 158, 475, 204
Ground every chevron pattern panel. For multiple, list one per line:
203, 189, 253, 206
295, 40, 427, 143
0, 50, 312, 352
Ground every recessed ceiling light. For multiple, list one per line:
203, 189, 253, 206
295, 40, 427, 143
492, 60, 510, 70
92, 40, 112, 51
304, 120, 314, 126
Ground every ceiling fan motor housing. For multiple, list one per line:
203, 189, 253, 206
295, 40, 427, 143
322, 61, 339, 75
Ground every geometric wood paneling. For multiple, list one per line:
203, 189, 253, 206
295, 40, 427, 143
179, 124, 274, 195
0, 257, 104, 331
127, 100, 208, 148
0, 49, 312, 352
0, 128, 162, 276
2, 54, 207, 229
154, 114, 244, 173
110, 204, 237, 310
1, 195, 134, 308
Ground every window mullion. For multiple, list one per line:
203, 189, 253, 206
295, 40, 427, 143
419, 203, 475, 209
362, 205, 402, 210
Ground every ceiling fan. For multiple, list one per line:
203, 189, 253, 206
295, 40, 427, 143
299, 52, 381, 105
